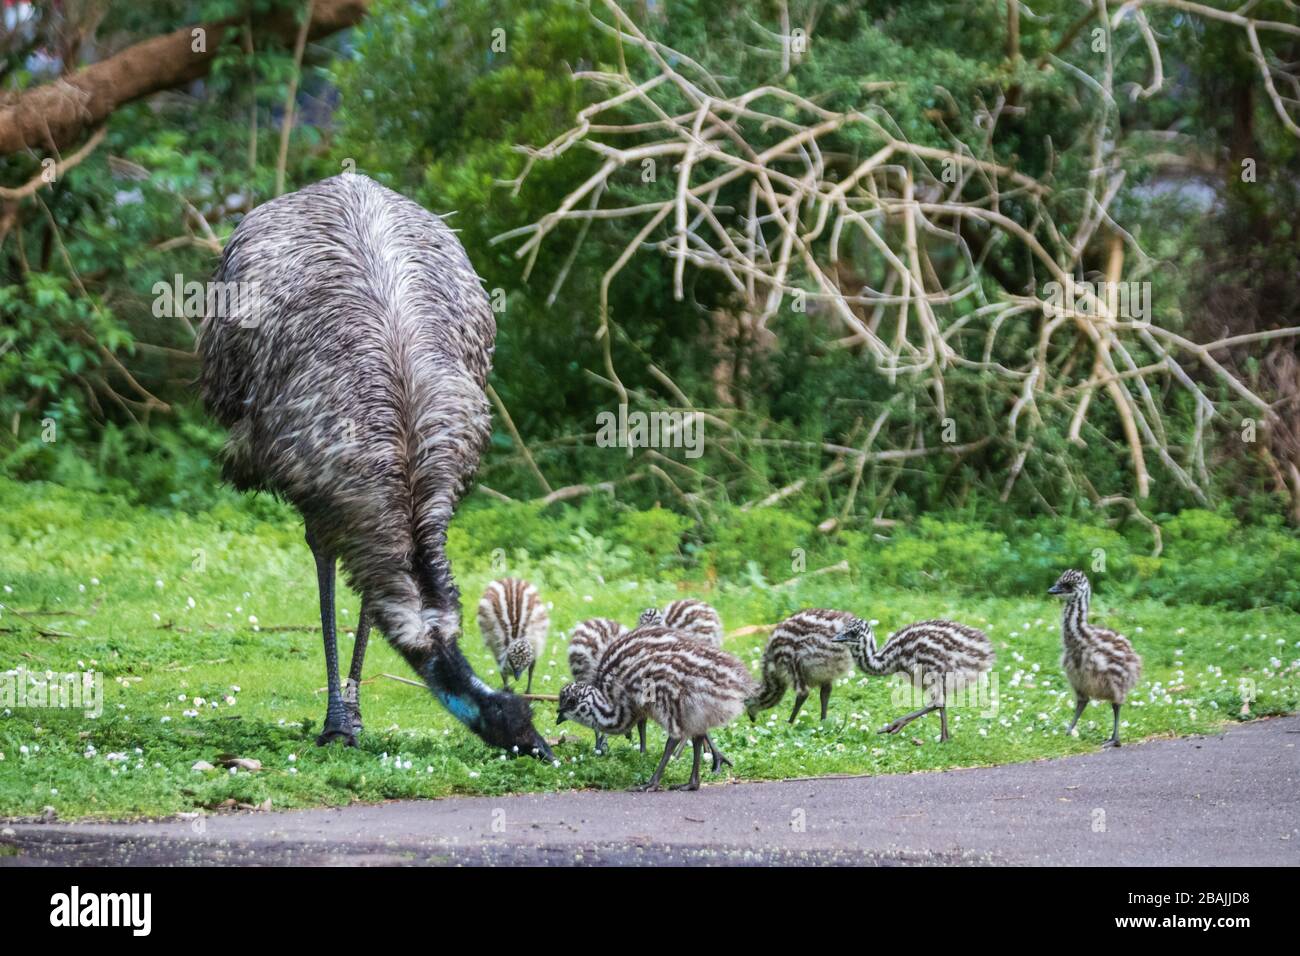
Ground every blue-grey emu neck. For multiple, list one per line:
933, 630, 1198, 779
197, 173, 551, 760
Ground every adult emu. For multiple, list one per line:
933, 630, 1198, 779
198, 174, 552, 760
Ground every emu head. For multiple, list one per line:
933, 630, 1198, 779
1048, 568, 1090, 598
475, 690, 554, 761
832, 617, 873, 648
421, 641, 553, 761
505, 639, 534, 680
638, 607, 664, 628
556, 683, 601, 730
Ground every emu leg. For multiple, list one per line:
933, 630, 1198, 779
1103, 703, 1122, 748
673, 733, 714, 761
525, 662, 535, 695
879, 704, 938, 736
671, 737, 704, 791
1067, 696, 1088, 736
706, 733, 732, 773
788, 691, 809, 723
637, 718, 647, 753
939, 705, 950, 742
594, 732, 608, 755
309, 533, 354, 747
632, 736, 678, 792
819, 684, 832, 720
342, 597, 370, 737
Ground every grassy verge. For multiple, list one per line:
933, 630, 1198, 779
1, 477, 1297, 820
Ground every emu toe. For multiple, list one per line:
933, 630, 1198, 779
1102, 738, 1121, 749
708, 745, 733, 773
629, 781, 663, 793
671, 779, 701, 791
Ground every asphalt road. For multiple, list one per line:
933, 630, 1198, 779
3, 716, 1297, 866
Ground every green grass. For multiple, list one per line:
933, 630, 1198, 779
1, 476, 1297, 820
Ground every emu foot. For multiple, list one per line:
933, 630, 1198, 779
316, 708, 358, 747
629, 781, 663, 793
877, 720, 904, 735
343, 706, 363, 738
670, 779, 700, 792
1102, 738, 1121, 749
315, 725, 358, 748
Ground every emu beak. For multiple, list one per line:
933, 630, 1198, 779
1047, 584, 1065, 595
748, 712, 756, 723
532, 734, 555, 762
555, 712, 567, 724
831, 632, 850, 643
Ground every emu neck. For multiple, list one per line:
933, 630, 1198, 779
587, 686, 634, 734
420, 643, 498, 738
752, 672, 786, 711
853, 632, 888, 675
1062, 591, 1091, 640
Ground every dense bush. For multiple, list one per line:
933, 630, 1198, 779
444, 497, 1300, 612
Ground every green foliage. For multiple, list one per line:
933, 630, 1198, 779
613, 507, 693, 572
701, 506, 816, 580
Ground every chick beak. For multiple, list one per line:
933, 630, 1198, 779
1047, 584, 1065, 595
831, 633, 850, 643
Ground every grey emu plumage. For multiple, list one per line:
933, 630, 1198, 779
198, 173, 552, 760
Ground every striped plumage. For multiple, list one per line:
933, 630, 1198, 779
834, 617, 994, 741
568, 617, 628, 683
567, 617, 628, 753
746, 609, 855, 723
557, 626, 757, 791
478, 578, 549, 693
1049, 569, 1142, 747
198, 174, 551, 760
638, 599, 723, 647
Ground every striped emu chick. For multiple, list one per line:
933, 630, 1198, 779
746, 609, 856, 723
1049, 569, 1142, 748
833, 618, 993, 742
557, 626, 757, 791
634, 599, 722, 754
638, 599, 723, 647
478, 579, 549, 693
567, 617, 628, 753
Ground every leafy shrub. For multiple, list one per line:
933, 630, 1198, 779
612, 507, 692, 574
448, 501, 581, 567
702, 507, 815, 581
